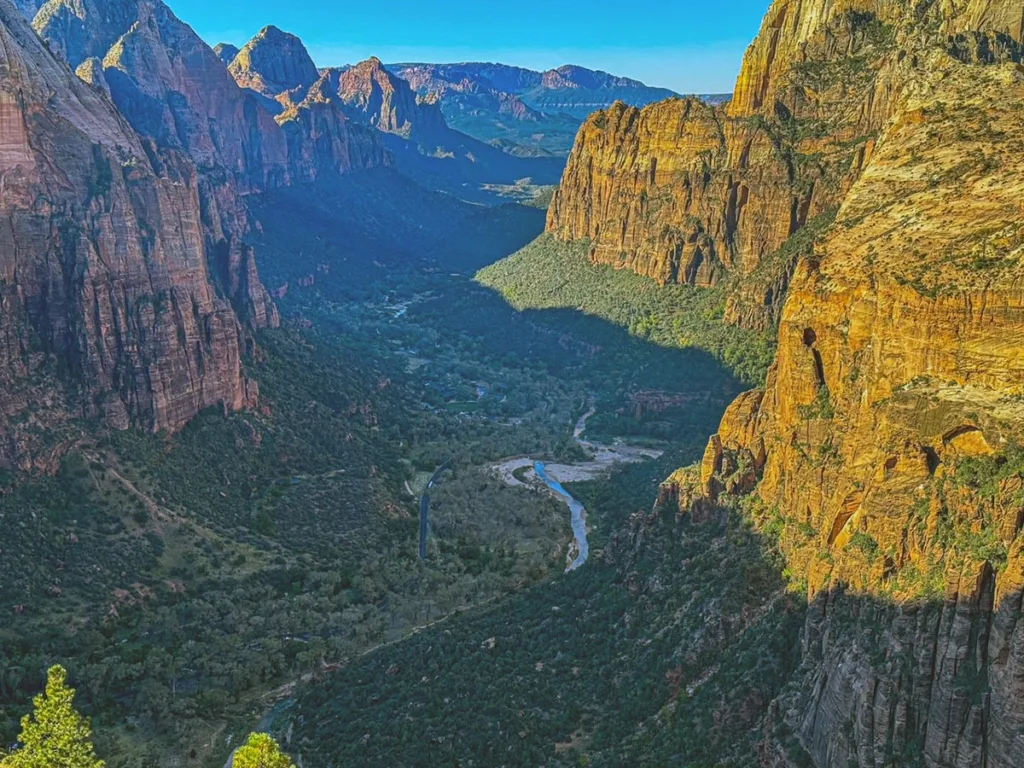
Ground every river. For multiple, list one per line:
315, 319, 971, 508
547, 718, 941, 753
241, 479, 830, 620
534, 461, 589, 571
492, 405, 662, 572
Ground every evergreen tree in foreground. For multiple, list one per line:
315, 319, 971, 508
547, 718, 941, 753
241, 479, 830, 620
232, 733, 296, 768
1, 665, 103, 768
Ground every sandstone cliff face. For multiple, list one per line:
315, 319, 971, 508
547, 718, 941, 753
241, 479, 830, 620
548, 98, 805, 289
34, 0, 392, 324
666, 20, 1024, 766
86, 0, 293, 192
0, 0, 265, 467
33, 0, 141, 71
547, 0, 916, 330
549, 0, 1024, 312
277, 75, 396, 178
37, 0, 390, 192
224, 30, 392, 178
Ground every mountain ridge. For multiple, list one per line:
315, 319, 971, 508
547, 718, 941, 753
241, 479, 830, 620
388, 60, 708, 154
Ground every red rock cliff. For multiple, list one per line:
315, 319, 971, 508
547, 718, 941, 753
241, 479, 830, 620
0, 0, 266, 467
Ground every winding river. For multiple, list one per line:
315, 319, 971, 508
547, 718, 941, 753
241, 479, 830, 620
493, 406, 662, 572
534, 461, 589, 571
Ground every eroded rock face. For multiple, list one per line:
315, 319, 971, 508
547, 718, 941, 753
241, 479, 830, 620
670, 14, 1024, 764
37, 0, 391, 192
277, 74, 395, 177
33, 0, 140, 70
335, 57, 448, 140
548, 98, 805, 288
224, 29, 393, 179
0, 0, 269, 467
228, 25, 320, 102
92, 0, 293, 192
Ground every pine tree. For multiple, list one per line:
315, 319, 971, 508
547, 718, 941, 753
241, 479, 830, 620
232, 733, 296, 768
1, 665, 104, 768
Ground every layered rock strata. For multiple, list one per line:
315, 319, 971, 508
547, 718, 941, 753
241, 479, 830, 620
662, 10, 1024, 762
0, 0, 271, 467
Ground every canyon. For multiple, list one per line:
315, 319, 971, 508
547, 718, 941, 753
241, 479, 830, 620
1, 0, 1023, 766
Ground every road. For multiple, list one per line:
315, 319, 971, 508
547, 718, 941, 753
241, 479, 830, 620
419, 461, 449, 559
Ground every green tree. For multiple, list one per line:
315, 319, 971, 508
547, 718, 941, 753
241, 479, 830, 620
1, 665, 103, 768
232, 733, 296, 768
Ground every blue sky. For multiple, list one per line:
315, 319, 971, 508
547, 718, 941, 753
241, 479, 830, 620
170, 0, 770, 93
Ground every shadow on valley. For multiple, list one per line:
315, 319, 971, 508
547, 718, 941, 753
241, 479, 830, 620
1, 170, 1016, 768
243, 178, 1022, 768
248, 169, 550, 288
249, 170, 753, 434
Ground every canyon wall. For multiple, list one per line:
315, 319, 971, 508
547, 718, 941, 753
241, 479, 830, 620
0, 0, 405, 469
546, 0, 1024, 333
0, 0, 269, 467
660, 3, 1024, 762
547, 0, 906, 301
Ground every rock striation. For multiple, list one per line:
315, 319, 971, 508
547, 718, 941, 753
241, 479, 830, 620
0, 0, 272, 467
658, 2, 1024, 765
35, 0, 391, 191
547, 0, 908, 309
36, 0, 292, 192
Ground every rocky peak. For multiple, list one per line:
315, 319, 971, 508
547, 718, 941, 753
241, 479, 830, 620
37, 0, 389, 192
213, 42, 239, 65
229, 24, 320, 99
32, 0, 138, 67
336, 56, 446, 139
94, 0, 291, 190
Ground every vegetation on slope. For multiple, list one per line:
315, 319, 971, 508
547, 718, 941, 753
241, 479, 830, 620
477, 234, 777, 387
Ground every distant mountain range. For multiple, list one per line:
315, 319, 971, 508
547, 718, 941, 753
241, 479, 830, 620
221, 27, 566, 200
390, 62, 730, 154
